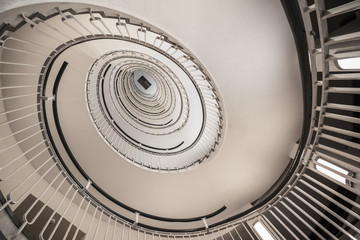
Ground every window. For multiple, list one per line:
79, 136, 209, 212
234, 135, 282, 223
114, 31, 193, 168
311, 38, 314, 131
315, 158, 349, 184
337, 57, 360, 70
254, 221, 275, 240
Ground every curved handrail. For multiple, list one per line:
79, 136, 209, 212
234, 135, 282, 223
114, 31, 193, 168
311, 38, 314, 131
0, 1, 359, 239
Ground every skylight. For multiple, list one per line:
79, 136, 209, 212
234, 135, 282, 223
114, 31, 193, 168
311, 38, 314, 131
254, 221, 274, 240
337, 57, 360, 70
316, 158, 349, 184
137, 75, 152, 90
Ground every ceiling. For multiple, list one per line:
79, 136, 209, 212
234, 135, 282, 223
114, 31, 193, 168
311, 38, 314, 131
0, 0, 303, 229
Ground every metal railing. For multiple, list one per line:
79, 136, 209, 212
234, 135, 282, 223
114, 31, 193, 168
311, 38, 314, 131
0, 1, 359, 239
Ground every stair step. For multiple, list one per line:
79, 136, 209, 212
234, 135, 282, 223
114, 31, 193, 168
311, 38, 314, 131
326, 73, 360, 80
326, 103, 360, 112
326, 50, 360, 61
325, 112, 360, 124
325, 32, 360, 45
321, 133, 360, 149
323, 125, 360, 138
327, 87, 360, 94
322, 0, 360, 20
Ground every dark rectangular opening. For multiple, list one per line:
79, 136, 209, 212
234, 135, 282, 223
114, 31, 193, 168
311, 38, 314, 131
137, 75, 151, 90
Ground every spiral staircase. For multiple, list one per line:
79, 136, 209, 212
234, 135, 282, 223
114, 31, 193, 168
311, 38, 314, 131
0, 0, 360, 239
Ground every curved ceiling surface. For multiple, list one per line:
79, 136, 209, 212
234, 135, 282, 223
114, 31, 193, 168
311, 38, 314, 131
0, 0, 303, 228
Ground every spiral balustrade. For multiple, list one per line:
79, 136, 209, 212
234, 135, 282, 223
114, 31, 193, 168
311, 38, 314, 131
0, 1, 359, 239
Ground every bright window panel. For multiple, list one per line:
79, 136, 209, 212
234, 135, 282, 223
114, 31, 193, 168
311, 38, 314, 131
316, 159, 348, 184
254, 221, 274, 240
338, 57, 360, 69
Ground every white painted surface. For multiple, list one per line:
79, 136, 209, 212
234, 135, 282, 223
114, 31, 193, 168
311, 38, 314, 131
0, 0, 303, 228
